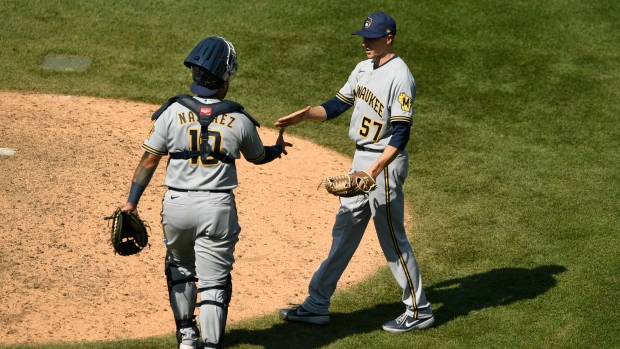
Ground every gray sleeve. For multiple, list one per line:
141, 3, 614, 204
239, 116, 266, 162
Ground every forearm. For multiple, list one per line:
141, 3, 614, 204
254, 145, 283, 165
367, 145, 401, 178
321, 96, 352, 120
127, 152, 161, 205
305, 106, 328, 122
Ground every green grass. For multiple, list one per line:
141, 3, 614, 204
1, 0, 619, 348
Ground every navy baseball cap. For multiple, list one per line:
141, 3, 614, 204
352, 12, 397, 38
190, 82, 219, 97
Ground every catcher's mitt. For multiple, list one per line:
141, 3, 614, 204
319, 170, 377, 197
105, 208, 149, 256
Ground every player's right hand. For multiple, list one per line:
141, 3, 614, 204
121, 202, 138, 214
274, 106, 311, 127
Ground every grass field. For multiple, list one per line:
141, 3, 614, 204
1, 0, 619, 348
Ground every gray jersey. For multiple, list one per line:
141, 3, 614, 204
298, 54, 432, 321
142, 96, 265, 190
337, 56, 415, 151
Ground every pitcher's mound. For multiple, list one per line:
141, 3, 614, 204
0, 91, 386, 345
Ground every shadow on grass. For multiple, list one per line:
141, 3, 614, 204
426, 265, 567, 327
225, 265, 566, 349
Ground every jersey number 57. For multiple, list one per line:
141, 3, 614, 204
359, 116, 384, 142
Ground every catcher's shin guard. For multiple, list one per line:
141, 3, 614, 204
165, 257, 199, 347
196, 274, 232, 348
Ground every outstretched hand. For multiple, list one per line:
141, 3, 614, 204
276, 128, 293, 156
274, 106, 311, 128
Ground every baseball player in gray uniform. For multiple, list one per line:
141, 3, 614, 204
120, 36, 292, 349
276, 12, 434, 332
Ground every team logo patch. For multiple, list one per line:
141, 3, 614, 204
146, 125, 155, 139
398, 93, 412, 112
200, 106, 212, 116
364, 17, 372, 28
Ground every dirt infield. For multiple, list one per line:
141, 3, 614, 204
0, 91, 390, 345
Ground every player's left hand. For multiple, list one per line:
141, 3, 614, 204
319, 170, 377, 197
276, 128, 293, 156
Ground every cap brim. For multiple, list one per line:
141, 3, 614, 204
352, 30, 385, 38
190, 82, 219, 97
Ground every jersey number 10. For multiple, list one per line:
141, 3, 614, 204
188, 128, 223, 166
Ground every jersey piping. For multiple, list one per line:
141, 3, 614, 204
142, 144, 167, 156
384, 166, 419, 316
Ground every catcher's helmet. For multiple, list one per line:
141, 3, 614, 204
184, 36, 237, 96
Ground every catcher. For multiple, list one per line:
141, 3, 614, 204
113, 36, 292, 349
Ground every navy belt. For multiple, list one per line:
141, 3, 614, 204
356, 144, 383, 153
168, 187, 231, 194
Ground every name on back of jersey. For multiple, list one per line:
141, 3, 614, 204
177, 111, 236, 128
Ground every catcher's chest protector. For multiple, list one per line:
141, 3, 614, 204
151, 94, 259, 125
151, 94, 260, 162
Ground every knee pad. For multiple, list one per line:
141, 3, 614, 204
165, 262, 198, 296
197, 273, 232, 308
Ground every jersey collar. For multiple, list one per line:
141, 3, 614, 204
373, 55, 399, 70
